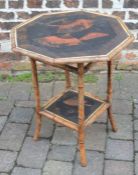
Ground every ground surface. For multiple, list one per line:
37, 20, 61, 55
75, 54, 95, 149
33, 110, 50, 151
0, 72, 138, 175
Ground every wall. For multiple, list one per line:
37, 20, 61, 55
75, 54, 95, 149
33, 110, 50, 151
0, 0, 138, 71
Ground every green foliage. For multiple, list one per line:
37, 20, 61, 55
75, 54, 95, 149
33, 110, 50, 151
55, 72, 66, 81
0, 71, 66, 83
0, 71, 98, 83
114, 73, 123, 81
84, 74, 98, 83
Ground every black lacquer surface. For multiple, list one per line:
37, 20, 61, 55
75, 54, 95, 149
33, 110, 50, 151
17, 11, 128, 59
45, 91, 102, 124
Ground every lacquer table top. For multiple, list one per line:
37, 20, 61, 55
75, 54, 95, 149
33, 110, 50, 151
11, 10, 134, 64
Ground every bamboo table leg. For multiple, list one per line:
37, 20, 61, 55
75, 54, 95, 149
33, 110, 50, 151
65, 69, 71, 89
78, 63, 87, 167
30, 58, 42, 140
107, 60, 117, 132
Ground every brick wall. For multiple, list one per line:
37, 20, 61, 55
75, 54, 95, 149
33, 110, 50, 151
0, 0, 138, 70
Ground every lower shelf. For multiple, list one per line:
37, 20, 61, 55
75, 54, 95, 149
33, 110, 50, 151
40, 90, 109, 131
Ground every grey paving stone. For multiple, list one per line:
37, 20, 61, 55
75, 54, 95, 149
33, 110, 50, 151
53, 81, 65, 96
8, 82, 31, 101
0, 173, 9, 175
115, 73, 137, 92
30, 82, 53, 101
48, 145, 76, 161
0, 116, 7, 132
113, 88, 132, 100
28, 117, 54, 138
43, 160, 72, 175
85, 83, 98, 94
135, 140, 138, 152
135, 153, 138, 175
15, 100, 35, 108
112, 99, 132, 115
134, 120, 138, 131
0, 82, 11, 99
104, 160, 133, 175
135, 132, 138, 140
0, 101, 13, 116
108, 114, 133, 140
0, 150, 17, 173
52, 127, 77, 145
85, 123, 106, 151
0, 123, 28, 151
11, 167, 41, 175
9, 107, 34, 124
17, 137, 49, 168
73, 151, 104, 175
106, 139, 133, 161
96, 74, 107, 93
94, 111, 107, 124
134, 104, 138, 117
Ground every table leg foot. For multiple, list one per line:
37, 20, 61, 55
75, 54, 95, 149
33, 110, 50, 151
79, 143, 87, 167
107, 108, 117, 132
33, 113, 42, 140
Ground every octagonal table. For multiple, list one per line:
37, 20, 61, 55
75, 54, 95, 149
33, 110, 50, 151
11, 10, 134, 166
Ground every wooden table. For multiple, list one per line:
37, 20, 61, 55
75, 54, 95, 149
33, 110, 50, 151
11, 10, 134, 167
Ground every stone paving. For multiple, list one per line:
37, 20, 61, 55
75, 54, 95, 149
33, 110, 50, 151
0, 72, 138, 175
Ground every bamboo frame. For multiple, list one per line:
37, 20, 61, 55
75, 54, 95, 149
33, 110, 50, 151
11, 10, 134, 167
107, 60, 117, 132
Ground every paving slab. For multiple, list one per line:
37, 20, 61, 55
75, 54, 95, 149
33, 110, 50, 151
11, 167, 41, 175
73, 151, 104, 175
94, 111, 107, 124
17, 137, 50, 168
15, 100, 35, 108
48, 145, 76, 162
135, 153, 138, 175
0, 82, 11, 99
28, 117, 54, 138
0, 101, 13, 116
85, 83, 98, 94
113, 87, 133, 100
135, 132, 138, 140
108, 114, 133, 140
9, 107, 34, 124
30, 82, 53, 101
0, 116, 7, 132
52, 127, 77, 145
43, 160, 72, 175
106, 139, 133, 161
135, 140, 138, 152
104, 160, 133, 175
0, 150, 17, 173
134, 107, 138, 118
0, 123, 28, 151
0, 72, 137, 173
8, 82, 31, 101
85, 123, 107, 151
134, 120, 138, 131
112, 99, 132, 115
53, 81, 65, 96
